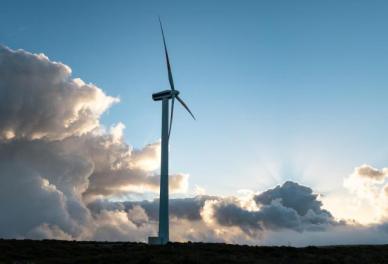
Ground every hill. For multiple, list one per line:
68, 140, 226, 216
1, 239, 387, 264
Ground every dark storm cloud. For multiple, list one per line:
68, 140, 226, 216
207, 181, 338, 236
254, 181, 331, 217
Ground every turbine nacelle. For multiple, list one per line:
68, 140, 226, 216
152, 89, 180, 101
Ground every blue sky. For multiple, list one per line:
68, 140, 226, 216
1, 0, 388, 197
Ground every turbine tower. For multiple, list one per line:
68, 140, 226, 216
148, 19, 195, 245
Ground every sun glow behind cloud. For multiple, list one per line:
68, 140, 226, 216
0, 44, 388, 245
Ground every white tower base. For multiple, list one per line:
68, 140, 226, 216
149, 98, 169, 245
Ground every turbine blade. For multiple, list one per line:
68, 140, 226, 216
159, 17, 175, 91
176, 95, 196, 120
168, 96, 175, 139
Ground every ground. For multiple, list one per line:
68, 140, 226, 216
0, 239, 387, 264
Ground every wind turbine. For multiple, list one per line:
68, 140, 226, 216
148, 19, 195, 245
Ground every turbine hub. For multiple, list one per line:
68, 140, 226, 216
152, 90, 180, 101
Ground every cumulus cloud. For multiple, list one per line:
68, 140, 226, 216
255, 181, 327, 216
1, 44, 388, 245
87, 180, 388, 246
27, 224, 73, 240
344, 164, 388, 223
0, 161, 78, 239
199, 182, 337, 238
88, 196, 217, 222
86, 183, 340, 242
0, 45, 118, 141
0, 45, 187, 240
344, 165, 388, 196
355, 165, 388, 181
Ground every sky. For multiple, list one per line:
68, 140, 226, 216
1, 0, 388, 245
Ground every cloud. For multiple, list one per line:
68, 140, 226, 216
200, 182, 337, 238
89, 209, 155, 241
0, 45, 186, 240
343, 164, 388, 222
1, 45, 388, 245
355, 165, 388, 181
260, 224, 388, 247
88, 180, 388, 246
254, 181, 328, 217
87, 182, 339, 242
0, 45, 118, 141
0, 161, 79, 239
88, 195, 217, 222
27, 224, 73, 240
